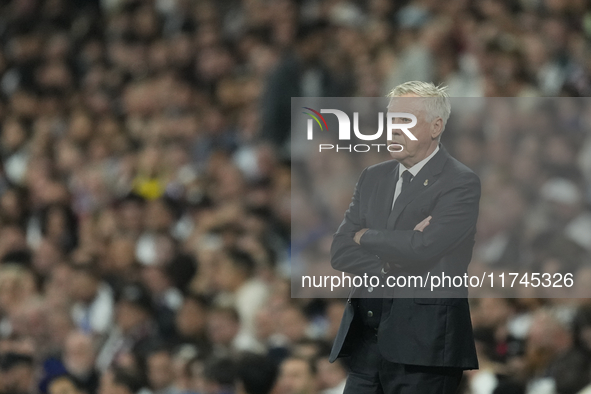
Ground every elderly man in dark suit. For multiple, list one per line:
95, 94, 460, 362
329, 81, 480, 393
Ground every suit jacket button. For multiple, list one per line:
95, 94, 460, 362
367, 311, 373, 317
368, 287, 373, 293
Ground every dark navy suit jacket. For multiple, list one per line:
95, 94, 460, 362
329, 144, 480, 370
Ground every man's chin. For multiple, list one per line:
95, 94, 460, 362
389, 151, 407, 160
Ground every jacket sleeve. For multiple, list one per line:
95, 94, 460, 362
330, 168, 384, 277
359, 172, 481, 267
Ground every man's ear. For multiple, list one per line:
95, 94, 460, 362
431, 118, 443, 140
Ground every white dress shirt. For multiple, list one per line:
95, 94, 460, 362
391, 145, 439, 210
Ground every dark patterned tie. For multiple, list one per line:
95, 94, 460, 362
391, 169, 413, 213
400, 170, 413, 194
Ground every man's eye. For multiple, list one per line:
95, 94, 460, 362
401, 118, 411, 123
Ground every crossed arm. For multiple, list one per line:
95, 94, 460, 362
330, 168, 480, 276
353, 216, 431, 244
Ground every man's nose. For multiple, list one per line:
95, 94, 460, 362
388, 129, 402, 141
390, 119, 404, 134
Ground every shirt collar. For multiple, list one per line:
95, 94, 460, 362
399, 145, 440, 178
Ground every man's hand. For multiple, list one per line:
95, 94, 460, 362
414, 216, 432, 232
354, 228, 368, 244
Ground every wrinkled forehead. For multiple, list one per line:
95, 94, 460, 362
386, 95, 427, 116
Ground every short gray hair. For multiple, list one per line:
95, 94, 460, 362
387, 81, 451, 128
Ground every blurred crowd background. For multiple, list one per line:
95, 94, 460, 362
1, 0, 591, 394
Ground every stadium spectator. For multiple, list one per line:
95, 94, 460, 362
235, 352, 278, 394
69, 262, 114, 335
45, 374, 83, 394
62, 330, 100, 394
276, 355, 318, 394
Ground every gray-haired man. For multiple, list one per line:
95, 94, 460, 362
330, 81, 480, 393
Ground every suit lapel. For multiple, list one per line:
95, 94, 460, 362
386, 145, 449, 228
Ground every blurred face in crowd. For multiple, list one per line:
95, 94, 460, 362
473, 298, 513, 328
316, 358, 346, 391
255, 308, 275, 341
206, 310, 239, 346
99, 368, 140, 394
141, 266, 170, 295
145, 200, 175, 231
0, 362, 34, 394
279, 307, 308, 343
0, 266, 37, 314
176, 297, 207, 338
1, 118, 27, 150
214, 252, 249, 292
116, 301, 149, 333
0, 188, 25, 222
0, 226, 28, 265
577, 320, 591, 352
295, 343, 321, 360
573, 266, 591, 299
33, 238, 63, 275
69, 269, 99, 304
190, 359, 206, 394
527, 312, 572, 356
297, 33, 324, 63
147, 351, 173, 390
276, 358, 317, 394
46, 206, 69, 240
64, 331, 95, 377
147, 234, 176, 267
387, 94, 443, 168
118, 201, 144, 234
47, 309, 74, 349
108, 238, 137, 272
10, 300, 49, 341
112, 382, 134, 394
48, 376, 80, 394
98, 370, 115, 394
68, 111, 93, 145
171, 351, 194, 392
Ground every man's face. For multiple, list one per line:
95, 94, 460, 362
387, 94, 442, 167
115, 301, 148, 333
69, 270, 98, 303
206, 312, 239, 345
48, 377, 80, 394
64, 331, 95, 376
147, 351, 173, 390
277, 359, 316, 394
176, 298, 207, 337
